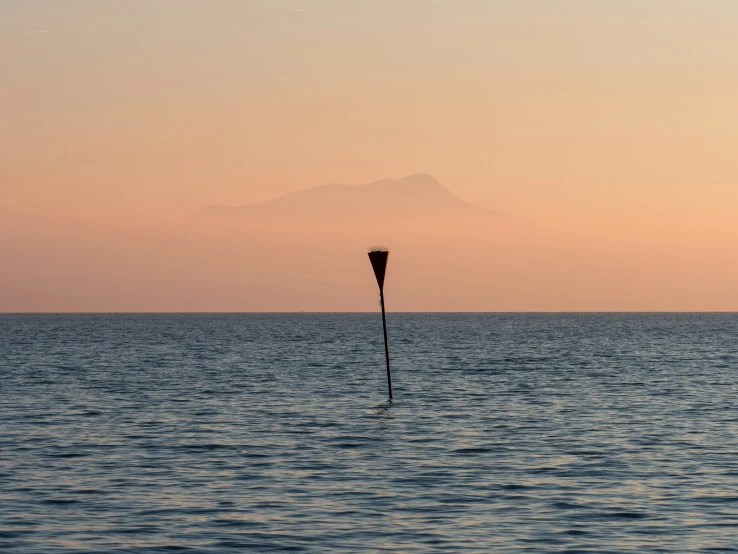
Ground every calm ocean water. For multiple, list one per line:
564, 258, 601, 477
1, 313, 737, 552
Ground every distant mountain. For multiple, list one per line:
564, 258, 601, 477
198, 174, 506, 222
0, 208, 28, 223
0, 207, 49, 228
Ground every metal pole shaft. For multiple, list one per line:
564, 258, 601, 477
380, 289, 392, 399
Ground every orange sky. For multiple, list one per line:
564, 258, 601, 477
2, 1, 738, 311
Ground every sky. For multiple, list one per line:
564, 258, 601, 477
2, 0, 738, 311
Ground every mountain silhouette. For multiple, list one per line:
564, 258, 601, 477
0, 208, 29, 224
0, 207, 51, 228
198, 174, 506, 222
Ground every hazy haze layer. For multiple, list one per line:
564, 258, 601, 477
2, 1, 738, 311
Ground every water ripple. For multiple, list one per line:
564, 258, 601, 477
1, 313, 738, 552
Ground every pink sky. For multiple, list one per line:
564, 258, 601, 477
2, 1, 738, 311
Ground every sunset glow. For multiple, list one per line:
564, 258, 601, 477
2, 1, 738, 311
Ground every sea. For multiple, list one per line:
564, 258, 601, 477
1, 313, 737, 552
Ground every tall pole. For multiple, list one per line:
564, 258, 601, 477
368, 247, 392, 399
379, 289, 393, 400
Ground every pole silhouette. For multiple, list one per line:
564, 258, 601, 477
368, 247, 392, 399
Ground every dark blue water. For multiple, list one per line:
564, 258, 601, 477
1, 313, 738, 552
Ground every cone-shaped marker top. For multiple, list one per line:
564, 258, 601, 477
368, 247, 389, 291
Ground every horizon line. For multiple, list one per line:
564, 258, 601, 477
2, 311, 737, 315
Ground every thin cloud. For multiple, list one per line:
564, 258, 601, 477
288, 6, 305, 12
12, 29, 54, 36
